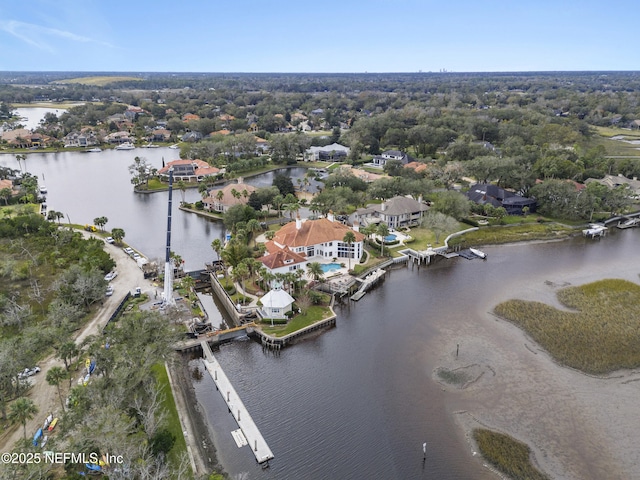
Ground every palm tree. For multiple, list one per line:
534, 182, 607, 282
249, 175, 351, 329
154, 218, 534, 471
273, 194, 284, 218
177, 180, 187, 204
111, 227, 125, 244
198, 182, 209, 199
58, 341, 79, 374
377, 223, 390, 256
306, 262, 325, 284
285, 202, 300, 220
343, 231, 356, 270
15, 154, 26, 173
0, 187, 12, 206
211, 238, 223, 261
215, 189, 224, 210
246, 218, 262, 247
46, 366, 67, 412
265, 229, 276, 241
9, 397, 38, 441
232, 263, 249, 305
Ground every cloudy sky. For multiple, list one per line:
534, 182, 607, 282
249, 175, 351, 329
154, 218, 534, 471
0, 0, 637, 72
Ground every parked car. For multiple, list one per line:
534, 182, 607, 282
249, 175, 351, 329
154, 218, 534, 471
106, 285, 114, 296
132, 253, 141, 260
18, 366, 40, 380
104, 271, 118, 282
123, 247, 134, 255
105, 236, 114, 244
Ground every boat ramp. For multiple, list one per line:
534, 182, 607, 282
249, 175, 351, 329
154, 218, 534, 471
200, 341, 274, 465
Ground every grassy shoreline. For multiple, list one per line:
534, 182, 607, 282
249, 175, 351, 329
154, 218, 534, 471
473, 429, 550, 480
494, 279, 640, 375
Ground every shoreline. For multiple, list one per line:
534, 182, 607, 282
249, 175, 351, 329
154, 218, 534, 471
171, 354, 227, 478
431, 251, 640, 479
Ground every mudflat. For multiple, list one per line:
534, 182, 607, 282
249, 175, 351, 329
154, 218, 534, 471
434, 267, 640, 480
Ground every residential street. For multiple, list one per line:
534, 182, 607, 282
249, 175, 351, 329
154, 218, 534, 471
0, 232, 154, 453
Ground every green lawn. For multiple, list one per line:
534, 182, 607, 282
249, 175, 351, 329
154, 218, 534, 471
151, 363, 190, 476
261, 305, 333, 337
495, 279, 640, 374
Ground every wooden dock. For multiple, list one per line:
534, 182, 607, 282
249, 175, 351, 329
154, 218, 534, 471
200, 341, 274, 464
350, 268, 386, 301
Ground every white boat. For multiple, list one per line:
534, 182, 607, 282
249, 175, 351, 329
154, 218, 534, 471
582, 224, 607, 237
142, 143, 159, 148
85, 147, 102, 152
169, 144, 180, 149
115, 142, 135, 150
469, 248, 487, 259
39, 185, 47, 194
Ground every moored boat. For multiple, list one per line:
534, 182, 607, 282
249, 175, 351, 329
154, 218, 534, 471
115, 142, 135, 150
469, 248, 487, 259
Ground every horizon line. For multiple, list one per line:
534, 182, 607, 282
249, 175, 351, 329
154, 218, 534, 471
1, 69, 640, 75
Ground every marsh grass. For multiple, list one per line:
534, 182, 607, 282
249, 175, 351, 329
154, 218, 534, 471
494, 279, 640, 374
436, 367, 472, 386
449, 223, 574, 247
473, 429, 550, 480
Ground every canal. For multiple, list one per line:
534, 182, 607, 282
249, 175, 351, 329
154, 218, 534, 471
2, 144, 640, 479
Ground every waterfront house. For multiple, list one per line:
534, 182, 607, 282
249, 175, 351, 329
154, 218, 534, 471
259, 287, 295, 319
271, 214, 364, 262
466, 183, 537, 215
258, 246, 308, 277
371, 150, 413, 168
585, 174, 640, 198
105, 131, 134, 145
354, 195, 429, 229
1, 128, 51, 149
304, 143, 350, 161
158, 159, 220, 183
149, 128, 171, 142
203, 181, 256, 212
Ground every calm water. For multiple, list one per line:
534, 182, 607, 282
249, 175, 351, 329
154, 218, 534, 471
192, 230, 640, 480
14, 107, 68, 130
0, 150, 314, 270
3, 144, 640, 479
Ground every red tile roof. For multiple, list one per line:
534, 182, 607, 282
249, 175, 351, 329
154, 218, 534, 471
258, 247, 307, 270
273, 218, 364, 248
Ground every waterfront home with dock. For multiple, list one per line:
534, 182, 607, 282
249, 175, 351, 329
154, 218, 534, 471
270, 214, 364, 262
158, 159, 221, 183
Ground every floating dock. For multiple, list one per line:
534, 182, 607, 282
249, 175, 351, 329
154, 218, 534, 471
200, 341, 274, 464
616, 218, 640, 229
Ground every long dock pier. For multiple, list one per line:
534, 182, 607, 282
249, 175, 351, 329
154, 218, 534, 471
200, 341, 274, 465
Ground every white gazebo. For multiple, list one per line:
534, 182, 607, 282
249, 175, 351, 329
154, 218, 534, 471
259, 288, 295, 319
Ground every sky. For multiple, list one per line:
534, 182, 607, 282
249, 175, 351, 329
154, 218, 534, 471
0, 0, 638, 73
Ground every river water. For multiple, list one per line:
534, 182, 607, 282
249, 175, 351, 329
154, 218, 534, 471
0, 148, 314, 271
3, 138, 640, 478
191, 229, 640, 480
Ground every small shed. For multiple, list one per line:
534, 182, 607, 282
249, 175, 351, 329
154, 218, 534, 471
260, 288, 295, 319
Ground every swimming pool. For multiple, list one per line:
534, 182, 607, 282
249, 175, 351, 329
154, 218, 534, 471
320, 262, 342, 273
384, 234, 397, 242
